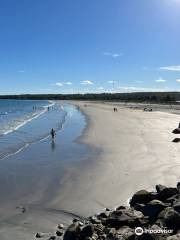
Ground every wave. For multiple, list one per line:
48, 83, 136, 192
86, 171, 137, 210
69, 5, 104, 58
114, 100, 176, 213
1, 101, 56, 136
0, 102, 68, 161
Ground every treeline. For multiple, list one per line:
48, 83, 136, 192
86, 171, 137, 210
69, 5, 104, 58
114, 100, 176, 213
0, 92, 180, 103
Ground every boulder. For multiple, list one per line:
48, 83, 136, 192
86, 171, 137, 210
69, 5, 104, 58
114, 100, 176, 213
156, 184, 167, 193
80, 225, 94, 238
172, 128, 180, 134
130, 190, 154, 206
177, 182, 180, 192
142, 200, 166, 221
106, 208, 144, 229
56, 230, 63, 236
173, 200, 180, 213
157, 187, 178, 201
164, 209, 180, 231
172, 138, 180, 143
63, 223, 80, 240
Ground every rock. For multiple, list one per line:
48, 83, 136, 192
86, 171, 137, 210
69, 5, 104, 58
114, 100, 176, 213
116, 226, 134, 239
177, 182, 180, 192
142, 200, 166, 221
136, 233, 155, 240
58, 224, 64, 229
156, 184, 167, 193
116, 206, 126, 211
73, 218, 80, 223
106, 208, 111, 211
106, 208, 144, 229
164, 209, 180, 231
63, 223, 80, 240
172, 128, 180, 134
172, 138, 180, 143
130, 190, 154, 206
35, 233, 42, 238
167, 234, 180, 240
107, 228, 116, 238
80, 225, 94, 238
56, 230, 63, 236
98, 211, 109, 219
49, 236, 56, 240
89, 216, 101, 224
157, 187, 178, 201
173, 200, 180, 213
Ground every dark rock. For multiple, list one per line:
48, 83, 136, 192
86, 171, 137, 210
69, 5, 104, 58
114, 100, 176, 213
130, 190, 154, 206
106, 208, 144, 229
157, 187, 178, 201
35, 233, 42, 238
156, 184, 167, 193
56, 230, 63, 236
172, 128, 180, 134
164, 209, 180, 231
166, 195, 179, 205
63, 223, 80, 240
173, 200, 180, 213
98, 211, 109, 219
137, 233, 155, 240
49, 237, 56, 240
177, 182, 180, 192
73, 218, 80, 223
116, 206, 126, 210
142, 200, 166, 221
106, 208, 111, 211
80, 225, 94, 238
172, 138, 180, 143
107, 228, 116, 238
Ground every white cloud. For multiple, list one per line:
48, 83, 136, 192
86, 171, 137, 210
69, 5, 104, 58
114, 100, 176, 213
159, 65, 180, 71
103, 52, 122, 58
176, 79, 180, 82
56, 82, 63, 87
18, 70, 25, 73
155, 78, 166, 82
64, 82, 72, 85
81, 80, 93, 85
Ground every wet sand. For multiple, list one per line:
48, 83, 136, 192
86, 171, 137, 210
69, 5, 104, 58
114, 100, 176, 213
0, 101, 180, 239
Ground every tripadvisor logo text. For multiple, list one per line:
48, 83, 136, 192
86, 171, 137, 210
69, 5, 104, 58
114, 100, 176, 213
135, 227, 173, 236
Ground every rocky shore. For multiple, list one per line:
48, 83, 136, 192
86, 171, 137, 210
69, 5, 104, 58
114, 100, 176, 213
33, 183, 180, 240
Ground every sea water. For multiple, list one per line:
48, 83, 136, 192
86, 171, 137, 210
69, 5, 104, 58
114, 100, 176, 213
0, 99, 67, 160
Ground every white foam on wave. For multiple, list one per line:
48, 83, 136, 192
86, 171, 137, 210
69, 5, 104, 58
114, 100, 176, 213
1, 101, 56, 136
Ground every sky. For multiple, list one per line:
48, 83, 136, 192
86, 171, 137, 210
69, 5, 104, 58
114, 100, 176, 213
1, 0, 180, 94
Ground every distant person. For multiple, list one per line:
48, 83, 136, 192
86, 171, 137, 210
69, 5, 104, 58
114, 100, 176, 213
47, 106, 50, 111
51, 128, 56, 139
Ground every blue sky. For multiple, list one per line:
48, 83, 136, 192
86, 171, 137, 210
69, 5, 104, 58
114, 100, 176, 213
1, 0, 180, 94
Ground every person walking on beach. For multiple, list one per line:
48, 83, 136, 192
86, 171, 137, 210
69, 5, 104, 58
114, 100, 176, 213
51, 128, 56, 139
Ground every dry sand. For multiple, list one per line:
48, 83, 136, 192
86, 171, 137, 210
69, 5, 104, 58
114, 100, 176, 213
48, 101, 180, 218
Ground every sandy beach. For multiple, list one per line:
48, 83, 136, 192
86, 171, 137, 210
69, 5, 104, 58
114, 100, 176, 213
0, 101, 180, 239
55, 101, 180, 216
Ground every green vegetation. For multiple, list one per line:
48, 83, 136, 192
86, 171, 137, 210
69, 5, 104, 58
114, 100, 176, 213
0, 92, 180, 103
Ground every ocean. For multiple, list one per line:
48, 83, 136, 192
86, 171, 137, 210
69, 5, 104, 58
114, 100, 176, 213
0, 99, 67, 160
